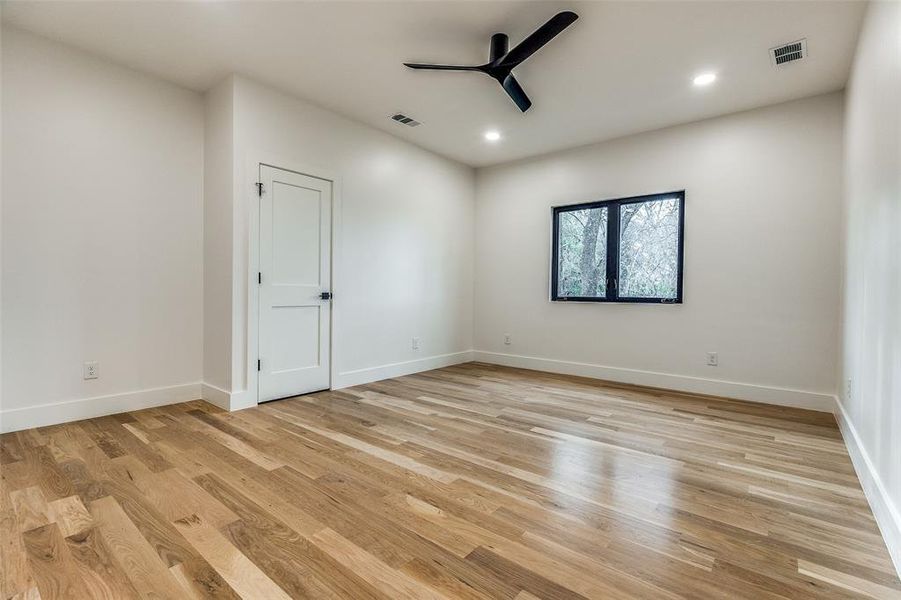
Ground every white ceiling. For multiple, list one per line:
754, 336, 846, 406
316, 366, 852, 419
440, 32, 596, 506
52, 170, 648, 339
2, 1, 865, 167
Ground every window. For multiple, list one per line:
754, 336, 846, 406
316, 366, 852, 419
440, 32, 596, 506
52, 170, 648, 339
552, 191, 684, 303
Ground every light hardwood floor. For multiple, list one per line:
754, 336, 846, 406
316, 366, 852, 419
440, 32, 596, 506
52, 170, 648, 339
2, 362, 900, 599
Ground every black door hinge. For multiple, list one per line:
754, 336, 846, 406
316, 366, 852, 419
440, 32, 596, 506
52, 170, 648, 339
257, 359, 261, 371
258, 272, 262, 285
255, 182, 264, 197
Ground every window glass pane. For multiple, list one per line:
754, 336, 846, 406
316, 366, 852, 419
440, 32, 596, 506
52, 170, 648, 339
618, 198, 680, 298
557, 207, 607, 297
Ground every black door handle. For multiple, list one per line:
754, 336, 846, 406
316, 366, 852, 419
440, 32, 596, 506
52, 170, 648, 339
320, 292, 332, 300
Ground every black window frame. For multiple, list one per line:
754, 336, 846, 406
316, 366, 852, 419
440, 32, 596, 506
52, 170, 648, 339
551, 190, 685, 304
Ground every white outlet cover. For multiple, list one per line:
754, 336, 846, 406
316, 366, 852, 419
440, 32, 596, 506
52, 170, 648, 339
83, 361, 99, 379
706, 352, 718, 366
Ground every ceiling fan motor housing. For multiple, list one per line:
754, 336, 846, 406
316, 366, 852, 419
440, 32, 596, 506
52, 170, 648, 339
490, 33, 509, 62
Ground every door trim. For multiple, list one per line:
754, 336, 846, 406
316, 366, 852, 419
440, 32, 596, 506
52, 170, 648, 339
242, 154, 341, 410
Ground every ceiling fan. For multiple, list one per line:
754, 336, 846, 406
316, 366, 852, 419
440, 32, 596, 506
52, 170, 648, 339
403, 11, 579, 113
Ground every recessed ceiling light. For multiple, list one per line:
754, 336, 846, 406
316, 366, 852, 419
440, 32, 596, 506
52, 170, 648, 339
693, 72, 717, 86
484, 130, 501, 142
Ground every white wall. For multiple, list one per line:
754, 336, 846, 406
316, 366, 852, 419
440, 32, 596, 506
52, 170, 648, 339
836, 1, 901, 575
474, 93, 844, 410
0, 28, 204, 431
202, 77, 235, 397
1, 18, 5, 424
0, 31, 476, 425
204, 76, 475, 407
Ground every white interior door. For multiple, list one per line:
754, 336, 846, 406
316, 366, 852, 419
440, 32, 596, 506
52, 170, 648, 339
258, 165, 332, 402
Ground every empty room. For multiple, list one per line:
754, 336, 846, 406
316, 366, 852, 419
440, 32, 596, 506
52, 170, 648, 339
1, 0, 899, 598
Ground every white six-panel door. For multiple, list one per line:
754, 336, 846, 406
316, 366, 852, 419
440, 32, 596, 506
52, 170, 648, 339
258, 165, 332, 402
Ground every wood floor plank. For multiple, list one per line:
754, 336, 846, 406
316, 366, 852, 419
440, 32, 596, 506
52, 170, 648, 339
1, 506, 36, 599
22, 445, 76, 502
21, 523, 90, 599
173, 514, 293, 600
88, 496, 186, 599
8, 586, 42, 600
2, 363, 899, 599
94, 475, 241, 598
47, 496, 93, 538
10, 487, 51, 533
63, 527, 142, 599
130, 468, 239, 529
798, 560, 901, 599
169, 562, 207, 600
192, 471, 369, 599
181, 413, 285, 471
311, 527, 450, 600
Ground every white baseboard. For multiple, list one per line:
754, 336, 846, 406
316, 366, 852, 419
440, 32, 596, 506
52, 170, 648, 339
333, 350, 474, 389
833, 397, 901, 578
200, 383, 259, 412
204, 352, 475, 411
227, 389, 258, 411
472, 351, 834, 412
0, 382, 202, 433
201, 383, 232, 411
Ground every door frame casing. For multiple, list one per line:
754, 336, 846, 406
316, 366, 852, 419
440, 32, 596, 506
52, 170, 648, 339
240, 152, 341, 409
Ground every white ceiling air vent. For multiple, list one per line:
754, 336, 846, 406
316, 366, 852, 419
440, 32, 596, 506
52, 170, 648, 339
770, 39, 807, 66
390, 113, 422, 127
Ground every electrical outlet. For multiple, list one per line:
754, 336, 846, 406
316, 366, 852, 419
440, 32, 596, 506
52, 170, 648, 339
412, 337, 420, 351
846, 378, 852, 401
504, 333, 512, 345
83, 361, 99, 380
706, 352, 718, 367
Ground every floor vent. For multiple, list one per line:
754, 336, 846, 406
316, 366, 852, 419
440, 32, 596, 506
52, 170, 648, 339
390, 113, 422, 127
770, 39, 807, 66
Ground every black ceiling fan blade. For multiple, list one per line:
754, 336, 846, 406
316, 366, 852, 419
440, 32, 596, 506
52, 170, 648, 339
404, 63, 483, 71
498, 11, 578, 68
501, 74, 532, 112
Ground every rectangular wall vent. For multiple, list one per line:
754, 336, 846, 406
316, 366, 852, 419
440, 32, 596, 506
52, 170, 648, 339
770, 39, 807, 66
390, 113, 422, 127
